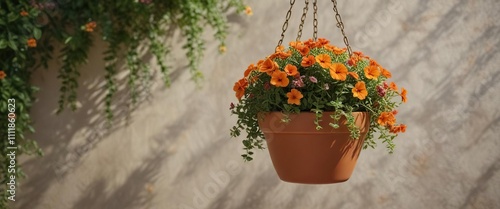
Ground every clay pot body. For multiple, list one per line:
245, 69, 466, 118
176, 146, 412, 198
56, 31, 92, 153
258, 112, 370, 184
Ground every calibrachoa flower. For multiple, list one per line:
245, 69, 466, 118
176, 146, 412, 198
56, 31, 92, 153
219, 45, 227, 53
84, 21, 97, 32
347, 71, 359, 80
284, 64, 299, 76
378, 112, 396, 126
27, 38, 37, 47
315, 54, 331, 69
400, 87, 408, 103
0, 71, 6, 80
259, 58, 278, 75
352, 81, 368, 100
296, 44, 310, 56
364, 64, 380, 80
20, 10, 29, 16
389, 82, 398, 91
309, 76, 317, 83
301, 55, 315, 67
329, 63, 348, 81
270, 71, 289, 87
380, 67, 392, 78
233, 78, 248, 100
244, 6, 253, 16
292, 76, 305, 88
244, 64, 256, 77
230, 37, 408, 160
389, 124, 406, 133
376, 85, 386, 97
286, 89, 303, 105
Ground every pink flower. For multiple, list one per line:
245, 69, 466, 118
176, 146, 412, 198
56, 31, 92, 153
376, 85, 386, 97
309, 76, 318, 83
292, 76, 305, 88
383, 82, 389, 89
264, 82, 271, 90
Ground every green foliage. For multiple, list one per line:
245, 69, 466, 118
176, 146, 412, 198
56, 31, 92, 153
230, 38, 407, 161
0, 0, 247, 208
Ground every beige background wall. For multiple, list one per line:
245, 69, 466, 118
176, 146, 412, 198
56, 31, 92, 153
15, 0, 500, 209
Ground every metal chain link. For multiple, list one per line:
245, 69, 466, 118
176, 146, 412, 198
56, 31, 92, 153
296, 0, 309, 41
331, 0, 352, 56
312, 0, 318, 41
277, 0, 296, 50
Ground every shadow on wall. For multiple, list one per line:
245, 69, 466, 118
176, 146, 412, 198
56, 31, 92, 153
17, 11, 250, 208
17, 28, 184, 208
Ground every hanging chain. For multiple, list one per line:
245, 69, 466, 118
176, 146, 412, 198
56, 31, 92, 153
296, 0, 309, 41
277, 0, 296, 50
331, 0, 352, 56
312, 0, 318, 41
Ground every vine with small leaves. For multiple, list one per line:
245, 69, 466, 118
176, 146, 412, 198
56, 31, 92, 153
0, 0, 249, 207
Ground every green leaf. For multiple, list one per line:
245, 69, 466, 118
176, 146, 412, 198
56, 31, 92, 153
8, 40, 18, 51
0, 39, 7, 49
7, 12, 19, 22
33, 28, 42, 39
64, 36, 72, 44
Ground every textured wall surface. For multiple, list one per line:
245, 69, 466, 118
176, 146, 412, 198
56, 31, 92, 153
15, 0, 500, 209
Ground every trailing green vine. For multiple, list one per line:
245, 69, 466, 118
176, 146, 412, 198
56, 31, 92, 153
0, 0, 249, 208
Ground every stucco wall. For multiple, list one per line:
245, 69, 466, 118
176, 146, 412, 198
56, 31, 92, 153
15, 0, 500, 208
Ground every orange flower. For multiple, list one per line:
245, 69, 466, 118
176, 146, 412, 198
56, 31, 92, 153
85, 21, 97, 32
296, 44, 310, 56
270, 50, 292, 59
329, 63, 348, 81
301, 55, 316, 67
233, 78, 248, 100
400, 87, 408, 103
325, 44, 346, 55
347, 71, 359, 80
389, 82, 398, 91
244, 6, 253, 16
244, 64, 256, 77
352, 81, 368, 100
270, 71, 289, 87
27, 38, 36, 48
354, 51, 366, 58
275, 45, 285, 52
364, 65, 380, 80
389, 124, 406, 133
218, 45, 227, 53
316, 38, 330, 47
377, 112, 396, 126
289, 41, 302, 48
286, 89, 303, 105
399, 124, 407, 133
315, 54, 331, 69
284, 64, 299, 76
347, 54, 358, 66
259, 58, 278, 75
380, 67, 392, 78
304, 39, 317, 48
0, 71, 6, 80
20, 10, 29, 17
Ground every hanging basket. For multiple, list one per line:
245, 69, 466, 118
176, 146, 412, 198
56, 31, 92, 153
230, 0, 408, 185
258, 112, 369, 184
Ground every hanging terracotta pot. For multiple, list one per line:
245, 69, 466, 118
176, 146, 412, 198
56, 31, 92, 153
258, 112, 370, 184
